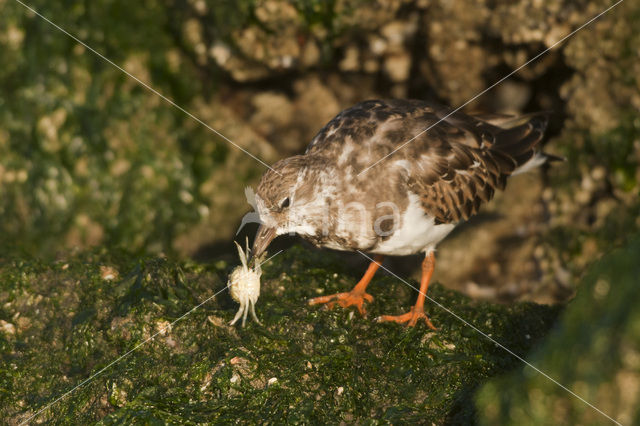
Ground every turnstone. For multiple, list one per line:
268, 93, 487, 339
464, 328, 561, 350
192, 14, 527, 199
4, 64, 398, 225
251, 99, 558, 328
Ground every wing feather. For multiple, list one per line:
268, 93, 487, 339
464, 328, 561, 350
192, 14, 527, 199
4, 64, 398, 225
304, 99, 550, 224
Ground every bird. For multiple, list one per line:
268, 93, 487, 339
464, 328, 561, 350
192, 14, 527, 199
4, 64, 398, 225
250, 99, 559, 328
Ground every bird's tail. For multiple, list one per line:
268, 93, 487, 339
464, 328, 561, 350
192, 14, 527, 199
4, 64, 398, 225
489, 112, 564, 174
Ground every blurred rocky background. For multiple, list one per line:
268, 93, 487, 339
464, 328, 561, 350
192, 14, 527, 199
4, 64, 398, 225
2, 0, 638, 307
1, 0, 639, 423
1, 0, 638, 305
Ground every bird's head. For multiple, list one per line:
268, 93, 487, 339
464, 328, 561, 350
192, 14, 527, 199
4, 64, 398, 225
252, 155, 312, 259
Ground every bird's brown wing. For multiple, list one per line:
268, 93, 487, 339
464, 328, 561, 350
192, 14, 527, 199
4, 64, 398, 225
304, 99, 548, 224
407, 142, 515, 224
404, 107, 549, 224
305, 99, 448, 156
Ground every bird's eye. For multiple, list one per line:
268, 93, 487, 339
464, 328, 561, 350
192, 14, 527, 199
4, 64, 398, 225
280, 197, 290, 209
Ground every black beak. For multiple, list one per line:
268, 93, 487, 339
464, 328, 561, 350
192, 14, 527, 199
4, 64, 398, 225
252, 225, 277, 261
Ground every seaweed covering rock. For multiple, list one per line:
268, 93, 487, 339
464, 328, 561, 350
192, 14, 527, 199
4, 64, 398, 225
476, 234, 640, 425
1, 246, 559, 423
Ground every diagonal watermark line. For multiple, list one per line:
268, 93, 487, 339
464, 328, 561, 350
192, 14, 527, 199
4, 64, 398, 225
257, 249, 283, 269
11, 0, 624, 423
20, 249, 283, 425
12, 0, 280, 175
19, 285, 228, 425
357, 0, 626, 177
357, 250, 622, 425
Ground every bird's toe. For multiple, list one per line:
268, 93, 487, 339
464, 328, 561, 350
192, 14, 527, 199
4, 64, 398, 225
377, 306, 436, 329
308, 291, 373, 316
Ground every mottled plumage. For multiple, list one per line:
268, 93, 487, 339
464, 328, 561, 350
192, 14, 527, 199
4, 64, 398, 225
306, 99, 550, 224
251, 99, 556, 327
254, 99, 553, 255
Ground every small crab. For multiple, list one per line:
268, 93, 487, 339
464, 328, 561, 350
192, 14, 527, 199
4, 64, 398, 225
228, 238, 264, 326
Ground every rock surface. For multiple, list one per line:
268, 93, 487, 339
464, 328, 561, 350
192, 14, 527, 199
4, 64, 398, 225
476, 235, 640, 425
1, 246, 559, 423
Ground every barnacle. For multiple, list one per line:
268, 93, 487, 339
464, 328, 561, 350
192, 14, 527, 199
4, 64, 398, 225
228, 239, 263, 326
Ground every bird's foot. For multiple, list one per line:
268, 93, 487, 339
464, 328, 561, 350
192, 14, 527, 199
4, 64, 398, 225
377, 306, 436, 329
308, 290, 373, 316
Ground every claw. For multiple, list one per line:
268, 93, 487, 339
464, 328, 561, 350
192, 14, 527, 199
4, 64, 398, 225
308, 291, 374, 316
377, 306, 436, 329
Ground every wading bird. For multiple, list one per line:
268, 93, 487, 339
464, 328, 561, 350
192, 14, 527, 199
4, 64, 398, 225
251, 99, 557, 328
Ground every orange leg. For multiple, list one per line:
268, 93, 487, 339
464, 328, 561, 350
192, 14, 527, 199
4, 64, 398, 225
378, 251, 437, 329
308, 255, 383, 316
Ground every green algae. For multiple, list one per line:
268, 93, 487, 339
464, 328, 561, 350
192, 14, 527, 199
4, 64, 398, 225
476, 235, 640, 425
0, 0, 252, 257
1, 246, 559, 424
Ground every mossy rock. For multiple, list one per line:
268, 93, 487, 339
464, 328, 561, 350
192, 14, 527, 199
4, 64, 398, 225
1, 245, 560, 423
476, 235, 640, 425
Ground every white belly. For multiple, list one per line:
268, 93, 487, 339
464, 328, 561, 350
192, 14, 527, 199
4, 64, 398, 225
372, 192, 456, 256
